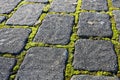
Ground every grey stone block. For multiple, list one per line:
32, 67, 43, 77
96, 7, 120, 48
50, 0, 77, 12
113, 10, 120, 30
112, 0, 120, 8
0, 0, 21, 14
0, 57, 16, 80
25, 0, 48, 2
0, 28, 31, 54
77, 12, 112, 37
6, 4, 45, 26
81, 0, 108, 11
73, 39, 118, 72
33, 14, 74, 45
71, 75, 119, 80
0, 16, 5, 23
15, 47, 68, 80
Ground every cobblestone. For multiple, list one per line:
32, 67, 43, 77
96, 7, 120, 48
0, 28, 31, 54
112, 0, 120, 8
1, 0, 120, 80
0, 0, 21, 14
113, 10, 120, 30
73, 39, 118, 72
34, 14, 74, 45
50, 0, 77, 12
25, 0, 48, 2
0, 16, 5, 23
77, 12, 112, 37
71, 75, 119, 80
15, 47, 67, 80
81, 0, 108, 11
0, 57, 16, 80
6, 4, 45, 26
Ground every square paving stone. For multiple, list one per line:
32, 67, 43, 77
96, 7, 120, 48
72, 39, 118, 72
0, 0, 21, 14
49, 0, 77, 12
81, 0, 108, 11
112, 0, 120, 8
0, 28, 31, 54
33, 14, 74, 45
6, 4, 45, 26
77, 12, 112, 37
25, 0, 48, 2
0, 16, 5, 23
0, 57, 16, 80
15, 47, 68, 80
71, 75, 119, 80
113, 10, 120, 30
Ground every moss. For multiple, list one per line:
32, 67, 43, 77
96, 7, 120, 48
96, 71, 112, 76
13, 65, 19, 71
0, 0, 118, 79
43, 4, 51, 12
10, 75, 16, 80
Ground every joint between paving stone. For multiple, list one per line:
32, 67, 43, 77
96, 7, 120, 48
0, 0, 120, 80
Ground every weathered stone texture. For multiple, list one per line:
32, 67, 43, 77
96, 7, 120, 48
15, 47, 68, 80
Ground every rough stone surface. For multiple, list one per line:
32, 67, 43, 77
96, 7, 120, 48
112, 0, 120, 8
0, 0, 21, 14
15, 47, 68, 80
33, 14, 74, 45
113, 10, 120, 30
0, 57, 16, 80
73, 39, 118, 72
6, 4, 45, 26
81, 0, 108, 11
50, 0, 77, 12
71, 75, 119, 80
0, 28, 31, 54
77, 12, 112, 37
0, 16, 5, 23
25, 0, 48, 2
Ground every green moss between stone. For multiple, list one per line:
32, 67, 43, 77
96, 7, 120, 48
0, 0, 119, 79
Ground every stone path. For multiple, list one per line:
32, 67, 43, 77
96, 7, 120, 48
1, 0, 120, 80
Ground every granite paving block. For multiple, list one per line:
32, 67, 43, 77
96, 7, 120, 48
0, 28, 31, 54
0, 57, 16, 80
73, 39, 118, 72
33, 14, 74, 45
0, 16, 5, 23
6, 4, 45, 26
113, 10, 120, 30
15, 47, 68, 80
77, 12, 112, 37
81, 0, 108, 11
112, 0, 120, 8
0, 0, 21, 14
25, 0, 48, 2
71, 75, 119, 80
50, 0, 77, 12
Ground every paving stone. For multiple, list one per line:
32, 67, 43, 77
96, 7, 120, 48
25, 0, 48, 2
0, 0, 21, 14
73, 39, 118, 72
49, 0, 77, 12
81, 0, 108, 11
0, 16, 5, 23
77, 12, 112, 37
6, 4, 45, 26
15, 47, 68, 80
71, 75, 119, 80
0, 57, 16, 80
112, 0, 120, 8
0, 28, 31, 54
113, 10, 120, 30
33, 14, 74, 45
